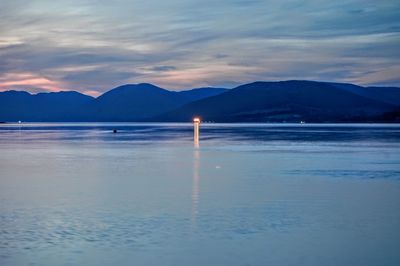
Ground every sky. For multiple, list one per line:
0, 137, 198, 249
0, 0, 399, 96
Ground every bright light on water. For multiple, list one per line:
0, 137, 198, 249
0, 123, 400, 266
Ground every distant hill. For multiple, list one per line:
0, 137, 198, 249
327, 82, 400, 106
0, 80, 399, 122
88, 83, 187, 121
177, 87, 228, 102
156, 80, 399, 122
0, 84, 228, 122
0, 90, 94, 121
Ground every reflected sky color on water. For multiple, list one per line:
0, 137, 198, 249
0, 123, 400, 266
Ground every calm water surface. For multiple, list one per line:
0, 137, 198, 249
0, 123, 399, 266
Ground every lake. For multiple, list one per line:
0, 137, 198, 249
0, 123, 400, 266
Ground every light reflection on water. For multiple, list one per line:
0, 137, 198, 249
191, 148, 200, 230
0, 123, 400, 266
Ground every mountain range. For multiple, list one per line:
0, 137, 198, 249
0, 80, 399, 122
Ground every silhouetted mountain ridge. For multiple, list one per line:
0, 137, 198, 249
156, 80, 399, 122
0, 90, 94, 121
177, 87, 228, 102
90, 83, 186, 121
0, 84, 228, 122
0, 80, 399, 122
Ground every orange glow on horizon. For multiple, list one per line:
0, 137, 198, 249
0, 72, 67, 93
82, 90, 101, 97
0, 72, 101, 97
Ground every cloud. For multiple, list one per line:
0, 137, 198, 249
148, 66, 177, 72
0, 72, 67, 93
0, 0, 399, 95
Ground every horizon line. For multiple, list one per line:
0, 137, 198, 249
1, 79, 399, 98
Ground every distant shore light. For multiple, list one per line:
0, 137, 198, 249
193, 117, 200, 148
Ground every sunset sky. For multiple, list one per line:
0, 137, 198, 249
0, 0, 399, 96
